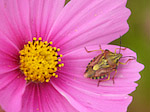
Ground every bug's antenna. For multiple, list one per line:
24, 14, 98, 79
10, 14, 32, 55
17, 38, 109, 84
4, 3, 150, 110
119, 36, 122, 54
121, 56, 136, 60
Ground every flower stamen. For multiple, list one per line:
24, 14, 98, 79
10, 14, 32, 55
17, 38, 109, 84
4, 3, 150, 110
19, 37, 63, 83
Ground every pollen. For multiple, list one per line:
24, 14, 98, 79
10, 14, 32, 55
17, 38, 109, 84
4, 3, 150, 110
19, 37, 63, 83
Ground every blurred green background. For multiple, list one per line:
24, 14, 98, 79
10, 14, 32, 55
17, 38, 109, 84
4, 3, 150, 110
121, 0, 150, 112
66, 0, 150, 112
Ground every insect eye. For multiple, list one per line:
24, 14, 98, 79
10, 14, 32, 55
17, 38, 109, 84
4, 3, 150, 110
85, 69, 88, 72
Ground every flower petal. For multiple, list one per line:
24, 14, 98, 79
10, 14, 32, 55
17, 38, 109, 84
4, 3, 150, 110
0, 71, 26, 112
0, 0, 32, 49
0, 0, 65, 49
20, 83, 78, 112
60, 45, 144, 94
28, 0, 65, 40
0, 32, 19, 58
48, 0, 131, 52
52, 80, 132, 112
0, 33, 20, 74
51, 45, 144, 111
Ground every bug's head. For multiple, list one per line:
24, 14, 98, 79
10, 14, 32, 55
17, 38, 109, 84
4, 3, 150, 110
116, 53, 123, 59
84, 67, 95, 78
106, 52, 123, 64
114, 53, 123, 63
105, 49, 109, 51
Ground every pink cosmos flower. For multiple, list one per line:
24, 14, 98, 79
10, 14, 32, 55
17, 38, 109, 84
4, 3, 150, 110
0, 0, 144, 112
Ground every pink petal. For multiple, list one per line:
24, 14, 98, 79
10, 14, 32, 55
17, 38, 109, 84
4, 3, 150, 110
61, 45, 144, 94
0, 62, 19, 75
0, 0, 65, 49
0, 71, 26, 112
28, 0, 65, 40
48, 0, 131, 52
21, 83, 78, 112
52, 81, 132, 112
0, 0, 32, 49
0, 33, 20, 74
0, 32, 19, 58
51, 45, 144, 111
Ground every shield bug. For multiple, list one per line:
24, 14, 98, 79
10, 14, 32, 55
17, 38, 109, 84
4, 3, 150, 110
84, 43, 135, 86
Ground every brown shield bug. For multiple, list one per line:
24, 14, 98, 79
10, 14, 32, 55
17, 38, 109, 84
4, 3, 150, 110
84, 41, 135, 86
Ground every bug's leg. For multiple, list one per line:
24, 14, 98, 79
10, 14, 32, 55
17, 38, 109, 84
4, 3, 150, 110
97, 73, 110, 87
114, 47, 126, 53
97, 80, 101, 87
84, 45, 104, 53
112, 70, 117, 84
119, 58, 135, 65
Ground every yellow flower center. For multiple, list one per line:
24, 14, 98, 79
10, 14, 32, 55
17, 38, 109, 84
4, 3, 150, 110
19, 37, 64, 83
